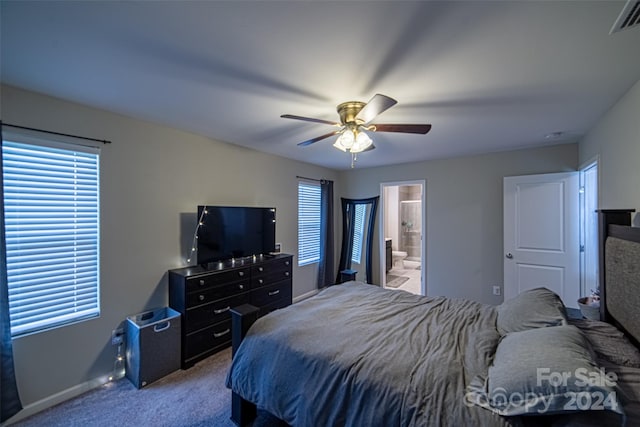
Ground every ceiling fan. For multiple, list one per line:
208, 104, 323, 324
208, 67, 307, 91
281, 94, 432, 158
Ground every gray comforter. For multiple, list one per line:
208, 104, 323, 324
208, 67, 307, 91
226, 282, 520, 427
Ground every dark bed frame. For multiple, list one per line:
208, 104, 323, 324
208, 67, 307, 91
228, 209, 640, 426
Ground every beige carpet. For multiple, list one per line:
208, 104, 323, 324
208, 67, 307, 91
13, 348, 238, 427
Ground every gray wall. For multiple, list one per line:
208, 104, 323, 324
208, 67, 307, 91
579, 78, 640, 224
339, 143, 578, 305
1, 85, 339, 409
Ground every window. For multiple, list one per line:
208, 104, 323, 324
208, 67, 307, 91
298, 181, 321, 266
351, 203, 366, 264
2, 137, 100, 336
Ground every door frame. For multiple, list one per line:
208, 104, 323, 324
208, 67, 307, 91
379, 180, 426, 295
579, 156, 599, 298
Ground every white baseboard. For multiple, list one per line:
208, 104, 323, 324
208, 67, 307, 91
2, 374, 111, 426
293, 289, 319, 304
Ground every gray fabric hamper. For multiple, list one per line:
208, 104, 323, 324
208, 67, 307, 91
125, 307, 181, 388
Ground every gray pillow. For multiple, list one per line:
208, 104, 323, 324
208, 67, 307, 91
467, 325, 624, 419
497, 287, 567, 336
569, 318, 640, 368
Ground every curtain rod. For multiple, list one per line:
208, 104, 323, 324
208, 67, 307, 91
1, 122, 112, 145
296, 175, 331, 183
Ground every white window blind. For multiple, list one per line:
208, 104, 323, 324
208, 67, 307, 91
298, 181, 321, 266
351, 203, 366, 264
2, 139, 100, 336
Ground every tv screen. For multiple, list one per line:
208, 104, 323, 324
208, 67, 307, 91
196, 206, 276, 264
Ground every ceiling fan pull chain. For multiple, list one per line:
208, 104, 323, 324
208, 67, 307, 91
351, 152, 357, 168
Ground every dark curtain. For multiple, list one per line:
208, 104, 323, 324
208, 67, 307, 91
1, 122, 23, 422
317, 179, 334, 288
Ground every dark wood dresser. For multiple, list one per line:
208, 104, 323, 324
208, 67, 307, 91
169, 253, 292, 368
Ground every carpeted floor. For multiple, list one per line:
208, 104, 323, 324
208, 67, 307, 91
12, 348, 237, 427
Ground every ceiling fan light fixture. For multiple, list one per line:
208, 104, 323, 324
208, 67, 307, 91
332, 139, 348, 152
336, 129, 355, 150
333, 128, 373, 153
351, 130, 373, 153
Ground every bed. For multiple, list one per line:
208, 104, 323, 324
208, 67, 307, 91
226, 209, 640, 426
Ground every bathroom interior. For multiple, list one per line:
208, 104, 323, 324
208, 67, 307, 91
383, 184, 423, 295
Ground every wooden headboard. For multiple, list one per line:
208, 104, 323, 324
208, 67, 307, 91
598, 209, 640, 347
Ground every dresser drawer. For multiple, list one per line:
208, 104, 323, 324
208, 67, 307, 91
185, 292, 249, 333
184, 320, 231, 362
253, 269, 291, 287
185, 267, 250, 292
186, 280, 250, 307
251, 257, 292, 276
250, 280, 292, 308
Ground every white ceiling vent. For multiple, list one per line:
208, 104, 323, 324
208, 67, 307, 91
610, 0, 640, 34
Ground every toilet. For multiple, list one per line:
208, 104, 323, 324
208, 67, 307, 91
392, 251, 407, 269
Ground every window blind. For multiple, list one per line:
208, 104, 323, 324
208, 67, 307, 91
351, 204, 366, 264
298, 181, 321, 266
2, 140, 100, 336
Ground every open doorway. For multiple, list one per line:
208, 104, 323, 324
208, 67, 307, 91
380, 181, 426, 295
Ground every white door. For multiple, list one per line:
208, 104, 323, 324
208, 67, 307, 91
504, 172, 580, 308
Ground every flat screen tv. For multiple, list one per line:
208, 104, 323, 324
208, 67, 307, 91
196, 206, 276, 265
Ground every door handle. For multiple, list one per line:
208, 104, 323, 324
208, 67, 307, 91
505, 253, 513, 259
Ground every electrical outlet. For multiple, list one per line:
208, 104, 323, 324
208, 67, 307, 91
492, 285, 502, 296
111, 328, 124, 345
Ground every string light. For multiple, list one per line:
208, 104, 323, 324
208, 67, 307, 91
109, 343, 125, 382
186, 206, 209, 264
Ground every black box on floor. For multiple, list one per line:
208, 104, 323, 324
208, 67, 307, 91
125, 307, 181, 388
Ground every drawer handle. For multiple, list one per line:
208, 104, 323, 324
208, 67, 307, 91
213, 329, 230, 338
258, 267, 264, 272
198, 295, 205, 301
258, 279, 264, 285
284, 272, 290, 277
238, 271, 245, 277
199, 279, 206, 286
268, 290, 280, 296
285, 261, 290, 266
238, 284, 244, 290
214, 306, 230, 315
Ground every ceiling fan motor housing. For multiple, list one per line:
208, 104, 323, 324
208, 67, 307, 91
337, 101, 367, 125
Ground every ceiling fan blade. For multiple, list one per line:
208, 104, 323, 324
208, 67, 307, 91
297, 130, 342, 147
281, 114, 340, 126
373, 124, 432, 134
355, 94, 398, 124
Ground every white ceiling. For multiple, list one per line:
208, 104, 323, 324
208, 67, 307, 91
1, 1, 639, 170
